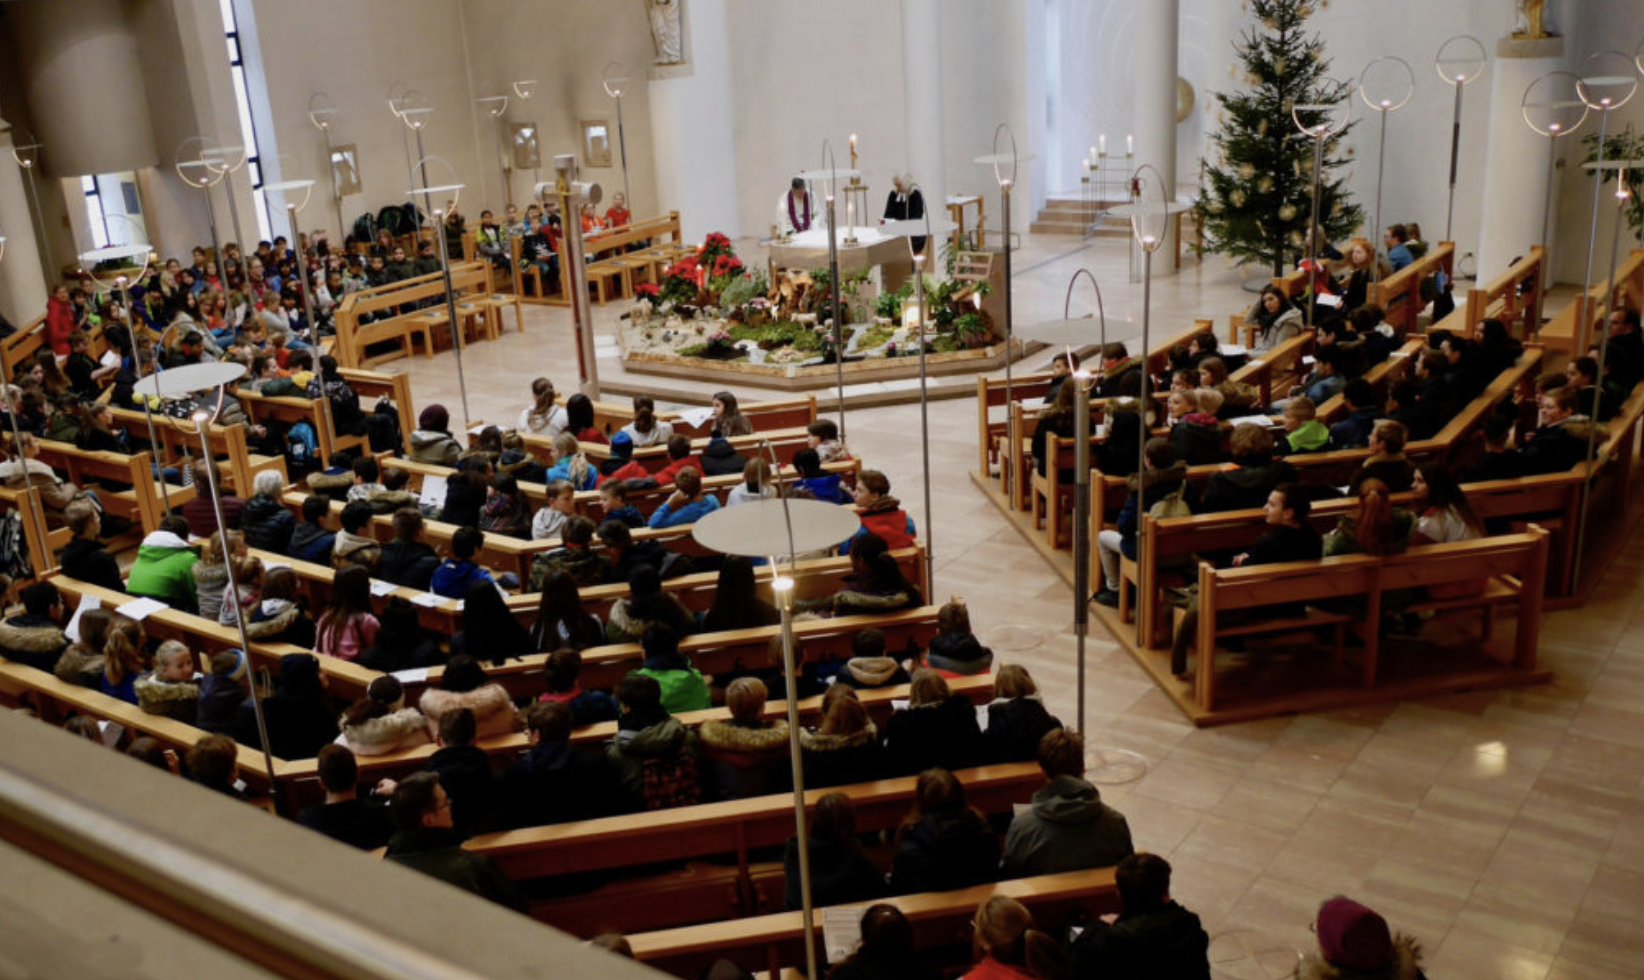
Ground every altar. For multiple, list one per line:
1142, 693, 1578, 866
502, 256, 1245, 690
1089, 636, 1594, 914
767, 226, 915, 292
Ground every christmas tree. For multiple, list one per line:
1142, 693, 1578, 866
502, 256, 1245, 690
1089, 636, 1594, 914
1196, 0, 1363, 276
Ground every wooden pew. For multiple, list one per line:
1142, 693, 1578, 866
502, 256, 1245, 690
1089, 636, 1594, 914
333, 260, 519, 369
1538, 248, 1644, 356
626, 868, 1121, 980
32, 440, 164, 533
1187, 528, 1549, 716
1465, 247, 1546, 343
235, 387, 370, 464
0, 660, 293, 795
467, 761, 1044, 934
1372, 241, 1455, 335
582, 212, 688, 305
338, 367, 416, 448
105, 405, 286, 498
0, 485, 68, 579
0, 312, 49, 379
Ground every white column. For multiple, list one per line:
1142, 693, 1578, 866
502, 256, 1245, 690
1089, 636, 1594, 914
1476, 35, 1565, 285
1132, 0, 1180, 265
901, 0, 947, 245
0, 123, 48, 325
647, 0, 741, 242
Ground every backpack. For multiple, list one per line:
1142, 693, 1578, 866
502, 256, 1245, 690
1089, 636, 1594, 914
367, 399, 403, 454
639, 753, 701, 811
285, 421, 320, 476
351, 212, 376, 244
1149, 483, 1191, 520
0, 510, 32, 583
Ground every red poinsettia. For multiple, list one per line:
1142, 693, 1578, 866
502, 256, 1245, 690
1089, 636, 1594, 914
635, 282, 660, 298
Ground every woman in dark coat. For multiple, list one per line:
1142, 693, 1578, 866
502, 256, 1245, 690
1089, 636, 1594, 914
800, 688, 885, 789
887, 768, 999, 894
882, 669, 987, 776
261, 653, 339, 759
983, 665, 1063, 763
783, 793, 887, 911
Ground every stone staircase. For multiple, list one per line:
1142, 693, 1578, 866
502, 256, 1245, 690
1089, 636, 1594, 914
1030, 193, 1134, 237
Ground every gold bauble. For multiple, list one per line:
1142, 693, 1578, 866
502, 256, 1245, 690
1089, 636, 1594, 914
1176, 77, 1195, 122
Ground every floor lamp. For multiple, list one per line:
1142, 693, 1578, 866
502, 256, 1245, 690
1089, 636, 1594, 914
408, 169, 472, 429
1519, 70, 1589, 325
398, 92, 436, 219
603, 64, 633, 211
9, 128, 55, 290
1290, 84, 1353, 332
78, 240, 174, 515
386, 82, 418, 214
883, 208, 960, 596
200, 142, 249, 257
175, 138, 232, 295
477, 94, 511, 209
307, 93, 346, 242
1569, 54, 1638, 595
1111, 167, 1191, 649
796, 145, 858, 438
1434, 36, 1488, 243
976, 125, 1034, 499
263, 180, 319, 344
512, 80, 540, 193
1359, 57, 1414, 284
693, 495, 861, 980
136, 362, 278, 790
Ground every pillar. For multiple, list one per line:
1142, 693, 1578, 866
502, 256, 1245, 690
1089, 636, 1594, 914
901, 0, 947, 250
1476, 35, 1566, 285
0, 123, 49, 325
647, 0, 741, 242
1131, 0, 1180, 266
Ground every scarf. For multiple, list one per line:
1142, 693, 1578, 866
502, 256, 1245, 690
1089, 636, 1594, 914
788, 190, 811, 232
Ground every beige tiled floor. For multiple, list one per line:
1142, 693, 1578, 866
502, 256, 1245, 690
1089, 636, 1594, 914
393, 235, 1642, 980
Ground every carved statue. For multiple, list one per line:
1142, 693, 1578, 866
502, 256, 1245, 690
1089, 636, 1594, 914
1514, 0, 1552, 39
648, 0, 684, 65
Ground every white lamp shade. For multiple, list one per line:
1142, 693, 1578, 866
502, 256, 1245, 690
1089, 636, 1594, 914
692, 499, 862, 558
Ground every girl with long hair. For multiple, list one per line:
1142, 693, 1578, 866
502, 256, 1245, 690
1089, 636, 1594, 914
543, 432, 596, 490
315, 565, 380, 661
530, 570, 604, 651
702, 556, 780, 632
710, 390, 752, 438
1411, 464, 1483, 545
517, 377, 568, 436
99, 615, 147, 704
451, 580, 534, 665
564, 393, 607, 444
621, 394, 674, 448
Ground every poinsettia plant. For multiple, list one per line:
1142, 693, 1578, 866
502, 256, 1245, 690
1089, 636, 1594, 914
658, 255, 703, 305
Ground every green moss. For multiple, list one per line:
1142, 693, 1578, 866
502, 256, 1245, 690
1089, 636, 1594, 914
856, 324, 896, 350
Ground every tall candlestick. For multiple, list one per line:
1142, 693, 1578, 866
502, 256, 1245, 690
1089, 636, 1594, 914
1098, 134, 1106, 156
1126, 133, 1134, 156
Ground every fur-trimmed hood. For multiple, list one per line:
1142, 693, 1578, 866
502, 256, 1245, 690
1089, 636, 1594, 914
1298, 935, 1423, 980
800, 722, 880, 752
418, 683, 517, 737
339, 707, 431, 756
844, 656, 903, 687
54, 644, 105, 687
1125, 461, 1188, 493
306, 470, 352, 493
136, 671, 199, 713
699, 718, 790, 754
0, 616, 68, 655
244, 599, 302, 639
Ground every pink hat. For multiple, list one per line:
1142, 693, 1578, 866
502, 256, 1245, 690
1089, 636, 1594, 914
1316, 896, 1393, 970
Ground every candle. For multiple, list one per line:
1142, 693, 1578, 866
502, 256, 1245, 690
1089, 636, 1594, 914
850, 133, 858, 169
1126, 134, 1134, 155
1098, 134, 1106, 156
847, 196, 855, 233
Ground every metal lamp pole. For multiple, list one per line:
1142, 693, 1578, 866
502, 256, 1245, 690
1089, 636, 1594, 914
1434, 36, 1488, 243
1520, 70, 1589, 332
604, 64, 633, 210
1359, 57, 1414, 285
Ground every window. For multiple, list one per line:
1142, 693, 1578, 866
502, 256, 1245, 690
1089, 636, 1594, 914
220, 0, 272, 242
80, 172, 148, 250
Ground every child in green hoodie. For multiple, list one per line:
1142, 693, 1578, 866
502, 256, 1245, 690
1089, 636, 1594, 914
1278, 396, 1331, 455
125, 515, 201, 612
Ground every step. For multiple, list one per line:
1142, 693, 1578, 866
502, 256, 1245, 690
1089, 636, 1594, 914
1028, 219, 1133, 237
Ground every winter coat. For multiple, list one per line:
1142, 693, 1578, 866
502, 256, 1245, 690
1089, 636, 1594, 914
500, 739, 629, 828
782, 835, 887, 912
699, 437, 746, 477
288, 523, 336, 564
1199, 458, 1299, 514
984, 697, 1063, 763
1069, 901, 1213, 980
851, 496, 917, 552
58, 538, 125, 593
1281, 418, 1332, 455
528, 545, 611, 591
383, 827, 524, 910
1296, 934, 1425, 980
698, 718, 791, 800
888, 807, 998, 894
632, 653, 712, 715
426, 743, 500, 834
1001, 774, 1134, 876
1515, 417, 1600, 476
378, 539, 440, 590
330, 529, 382, 574
607, 714, 702, 808
246, 599, 317, 647
54, 643, 105, 687
192, 561, 229, 623
135, 671, 200, 723
242, 492, 295, 553
125, 531, 200, 612
800, 724, 885, 788
306, 468, 353, 502
1329, 407, 1379, 450
297, 798, 393, 851
0, 615, 69, 672
1169, 413, 1224, 466
832, 656, 909, 690
604, 593, 696, 643
647, 493, 720, 529
418, 683, 518, 741
1114, 463, 1192, 559
196, 675, 255, 743
797, 473, 853, 505
429, 559, 494, 600
883, 696, 988, 776
408, 429, 462, 466
925, 632, 994, 675
338, 707, 430, 756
